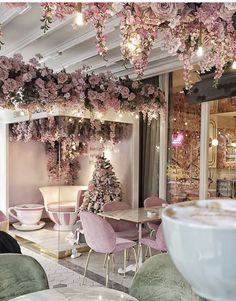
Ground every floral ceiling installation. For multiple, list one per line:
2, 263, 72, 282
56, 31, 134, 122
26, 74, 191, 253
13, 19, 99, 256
0, 53, 165, 121
10, 116, 131, 184
2, 3, 236, 89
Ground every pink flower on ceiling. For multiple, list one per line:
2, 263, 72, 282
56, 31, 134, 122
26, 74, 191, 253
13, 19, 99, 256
2, 79, 17, 94
57, 72, 68, 84
35, 78, 45, 89
0, 56, 11, 70
151, 3, 179, 19
22, 73, 33, 82
128, 93, 136, 101
0, 68, 9, 81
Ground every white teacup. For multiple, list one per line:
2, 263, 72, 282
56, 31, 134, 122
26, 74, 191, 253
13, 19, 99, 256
8, 204, 44, 226
162, 199, 236, 301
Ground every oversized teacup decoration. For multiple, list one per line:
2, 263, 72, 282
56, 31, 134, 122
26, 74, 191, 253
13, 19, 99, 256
8, 204, 44, 226
162, 199, 236, 301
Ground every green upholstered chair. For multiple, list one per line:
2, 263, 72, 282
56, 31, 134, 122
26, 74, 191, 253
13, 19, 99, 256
130, 253, 205, 301
0, 253, 49, 301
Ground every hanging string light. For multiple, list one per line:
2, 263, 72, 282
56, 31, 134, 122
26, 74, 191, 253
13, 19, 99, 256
75, 3, 84, 26
232, 60, 236, 70
197, 24, 204, 57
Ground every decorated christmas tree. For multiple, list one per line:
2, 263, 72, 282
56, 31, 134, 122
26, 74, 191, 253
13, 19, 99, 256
81, 155, 122, 213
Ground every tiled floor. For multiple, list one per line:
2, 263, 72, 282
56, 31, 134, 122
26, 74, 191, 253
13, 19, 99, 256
20, 243, 143, 294
21, 246, 100, 289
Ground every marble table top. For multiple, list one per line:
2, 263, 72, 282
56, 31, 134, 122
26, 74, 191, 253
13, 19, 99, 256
10, 287, 138, 301
98, 207, 162, 224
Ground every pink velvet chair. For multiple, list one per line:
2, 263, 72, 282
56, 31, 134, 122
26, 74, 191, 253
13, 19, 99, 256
144, 196, 166, 233
138, 222, 167, 261
102, 201, 148, 241
80, 211, 137, 286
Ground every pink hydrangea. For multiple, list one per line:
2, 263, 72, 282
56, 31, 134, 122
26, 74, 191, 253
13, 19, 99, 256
57, 72, 68, 84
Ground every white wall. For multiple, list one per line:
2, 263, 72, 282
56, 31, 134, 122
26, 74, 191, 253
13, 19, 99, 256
9, 135, 133, 208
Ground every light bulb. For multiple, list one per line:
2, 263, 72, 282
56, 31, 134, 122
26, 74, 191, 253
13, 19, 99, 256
126, 35, 140, 53
135, 114, 139, 119
119, 113, 123, 118
75, 12, 84, 26
212, 139, 218, 146
232, 61, 236, 70
197, 46, 204, 57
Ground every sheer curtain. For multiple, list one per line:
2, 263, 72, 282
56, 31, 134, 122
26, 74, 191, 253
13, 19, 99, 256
139, 76, 160, 207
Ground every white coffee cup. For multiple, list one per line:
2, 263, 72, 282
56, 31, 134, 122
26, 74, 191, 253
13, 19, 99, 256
8, 204, 44, 226
162, 199, 236, 301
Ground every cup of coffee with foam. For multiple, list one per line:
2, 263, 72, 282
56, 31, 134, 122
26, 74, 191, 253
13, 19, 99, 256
162, 199, 236, 301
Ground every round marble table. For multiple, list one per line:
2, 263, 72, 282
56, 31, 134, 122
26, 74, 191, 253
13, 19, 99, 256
10, 287, 138, 301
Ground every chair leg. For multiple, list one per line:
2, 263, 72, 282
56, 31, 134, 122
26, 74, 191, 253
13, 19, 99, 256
132, 247, 138, 272
83, 249, 92, 285
111, 254, 115, 272
148, 246, 152, 257
123, 249, 127, 278
144, 246, 149, 258
103, 253, 108, 268
137, 244, 142, 264
105, 254, 111, 287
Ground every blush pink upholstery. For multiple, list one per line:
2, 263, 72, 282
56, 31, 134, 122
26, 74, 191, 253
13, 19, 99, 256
80, 211, 137, 286
140, 222, 167, 252
144, 197, 166, 232
102, 201, 148, 241
80, 211, 136, 254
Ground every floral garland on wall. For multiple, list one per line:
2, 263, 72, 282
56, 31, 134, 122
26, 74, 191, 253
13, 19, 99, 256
2, 3, 236, 90
9, 116, 131, 184
0, 53, 165, 121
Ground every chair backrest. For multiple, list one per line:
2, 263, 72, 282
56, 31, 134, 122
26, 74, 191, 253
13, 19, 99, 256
144, 196, 166, 208
0, 254, 49, 301
39, 186, 87, 210
102, 201, 135, 232
155, 223, 167, 251
130, 253, 204, 301
0, 231, 21, 254
80, 211, 116, 253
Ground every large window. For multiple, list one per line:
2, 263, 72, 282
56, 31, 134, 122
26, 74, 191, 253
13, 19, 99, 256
167, 70, 201, 203
208, 98, 236, 199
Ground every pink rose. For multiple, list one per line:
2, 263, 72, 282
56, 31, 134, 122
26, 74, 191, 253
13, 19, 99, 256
35, 78, 45, 89
0, 56, 11, 70
0, 68, 9, 81
128, 93, 136, 101
22, 73, 33, 82
62, 84, 72, 93
38, 89, 49, 98
88, 90, 98, 101
120, 87, 130, 98
57, 72, 68, 84
151, 3, 178, 19
2, 79, 17, 94
132, 81, 139, 89
147, 86, 155, 95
